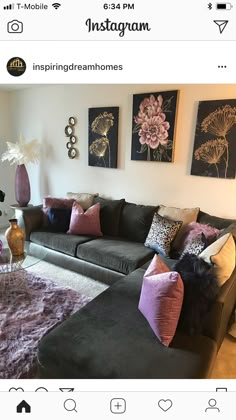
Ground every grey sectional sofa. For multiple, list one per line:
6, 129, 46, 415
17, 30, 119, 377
20, 197, 157, 284
18, 198, 236, 379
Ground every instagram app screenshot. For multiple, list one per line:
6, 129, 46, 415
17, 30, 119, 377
0, 0, 236, 418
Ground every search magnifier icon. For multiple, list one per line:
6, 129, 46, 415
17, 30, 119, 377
64, 398, 77, 412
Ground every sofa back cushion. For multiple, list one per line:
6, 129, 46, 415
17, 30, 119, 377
197, 210, 236, 230
119, 201, 157, 243
94, 197, 125, 236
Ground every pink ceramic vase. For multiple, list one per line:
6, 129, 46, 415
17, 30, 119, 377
15, 164, 31, 207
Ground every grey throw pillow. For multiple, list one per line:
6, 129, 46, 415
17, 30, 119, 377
145, 213, 182, 257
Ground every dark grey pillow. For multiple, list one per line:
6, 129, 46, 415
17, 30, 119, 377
119, 201, 157, 243
197, 211, 236, 230
94, 197, 125, 236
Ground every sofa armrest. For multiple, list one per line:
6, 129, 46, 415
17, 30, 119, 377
203, 268, 236, 348
15, 205, 44, 240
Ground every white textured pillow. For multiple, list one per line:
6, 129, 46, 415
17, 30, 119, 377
158, 205, 200, 250
199, 233, 236, 286
67, 192, 99, 210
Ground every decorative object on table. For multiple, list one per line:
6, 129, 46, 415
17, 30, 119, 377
131, 90, 179, 162
1, 135, 40, 207
5, 218, 25, 256
88, 107, 119, 168
64, 117, 78, 159
191, 99, 236, 179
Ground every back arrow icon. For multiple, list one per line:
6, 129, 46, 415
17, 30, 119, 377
214, 20, 228, 33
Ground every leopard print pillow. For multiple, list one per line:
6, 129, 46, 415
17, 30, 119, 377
180, 233, 208, 259
145, 213, 182, 257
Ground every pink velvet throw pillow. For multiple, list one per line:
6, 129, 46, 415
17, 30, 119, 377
67, 202, 102, 236
145, 254, 170, 276
138, 270, 184, 347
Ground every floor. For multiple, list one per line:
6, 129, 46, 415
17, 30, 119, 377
211, 335, 236, 378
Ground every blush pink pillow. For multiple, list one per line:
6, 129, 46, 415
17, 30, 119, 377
67, 202, 102, 236
145, 254, 170, 276
138, 271, 184, 347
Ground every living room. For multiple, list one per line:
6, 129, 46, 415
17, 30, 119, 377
0, 83, 236, 380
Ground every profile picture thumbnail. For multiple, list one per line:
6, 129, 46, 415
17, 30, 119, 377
6, 57, 26, 77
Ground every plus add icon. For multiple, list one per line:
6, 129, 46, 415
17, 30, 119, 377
110, 398, 126, 414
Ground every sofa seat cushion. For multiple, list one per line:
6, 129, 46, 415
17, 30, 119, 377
30, 231, 94, 257
37, 269, 217, 379
76, 237, 154, 275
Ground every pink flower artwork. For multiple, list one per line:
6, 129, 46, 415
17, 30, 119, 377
131, 91, 179, 162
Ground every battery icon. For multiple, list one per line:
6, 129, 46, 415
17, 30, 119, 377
217, 3, 233, 9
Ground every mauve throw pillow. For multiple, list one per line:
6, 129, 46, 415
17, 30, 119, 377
138, 271, 184, 347
43, 197, 75, 214
179, 222, 220, 252
67, 202, 102, 236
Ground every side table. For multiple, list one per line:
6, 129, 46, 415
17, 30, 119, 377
10, 204, 43, 240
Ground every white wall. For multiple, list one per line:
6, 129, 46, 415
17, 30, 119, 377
4, 84, 236, 219
0, 90, 15, 227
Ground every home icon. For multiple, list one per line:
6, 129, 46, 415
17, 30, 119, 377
16, 400, 31, 413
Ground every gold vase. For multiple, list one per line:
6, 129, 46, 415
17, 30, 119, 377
5, 218, 25, 256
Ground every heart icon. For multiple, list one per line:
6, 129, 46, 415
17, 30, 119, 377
158, 399, 173, 412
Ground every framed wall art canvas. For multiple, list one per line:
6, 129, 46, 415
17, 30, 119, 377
131, 90, 179, 162
191, 99, 236, 179
88, 107, 119, 168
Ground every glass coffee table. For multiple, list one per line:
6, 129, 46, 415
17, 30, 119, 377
0, 242, 46, 298
0, 242, 46, 273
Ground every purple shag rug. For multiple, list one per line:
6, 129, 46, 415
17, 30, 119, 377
0, 271, 92, 379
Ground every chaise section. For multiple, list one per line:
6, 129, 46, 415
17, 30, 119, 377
30, 231, 94, 257
37, 268, 217, 379
76, 237, 155, 275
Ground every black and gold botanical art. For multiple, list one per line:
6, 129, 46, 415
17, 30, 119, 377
191, 100, 236, 179
88, 107, 119, 168
131, 90, 179, 162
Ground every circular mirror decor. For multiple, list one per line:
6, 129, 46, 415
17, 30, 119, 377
68, 117, 76, 126
68, 148, 77, 159
66, 142, 72, 149
70, 135, 77, 144
65, 125, 73, 136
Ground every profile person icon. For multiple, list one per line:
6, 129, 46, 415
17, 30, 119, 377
205, 399, 220, 412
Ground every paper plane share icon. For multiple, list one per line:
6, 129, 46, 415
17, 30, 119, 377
214, 20, 228, 33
